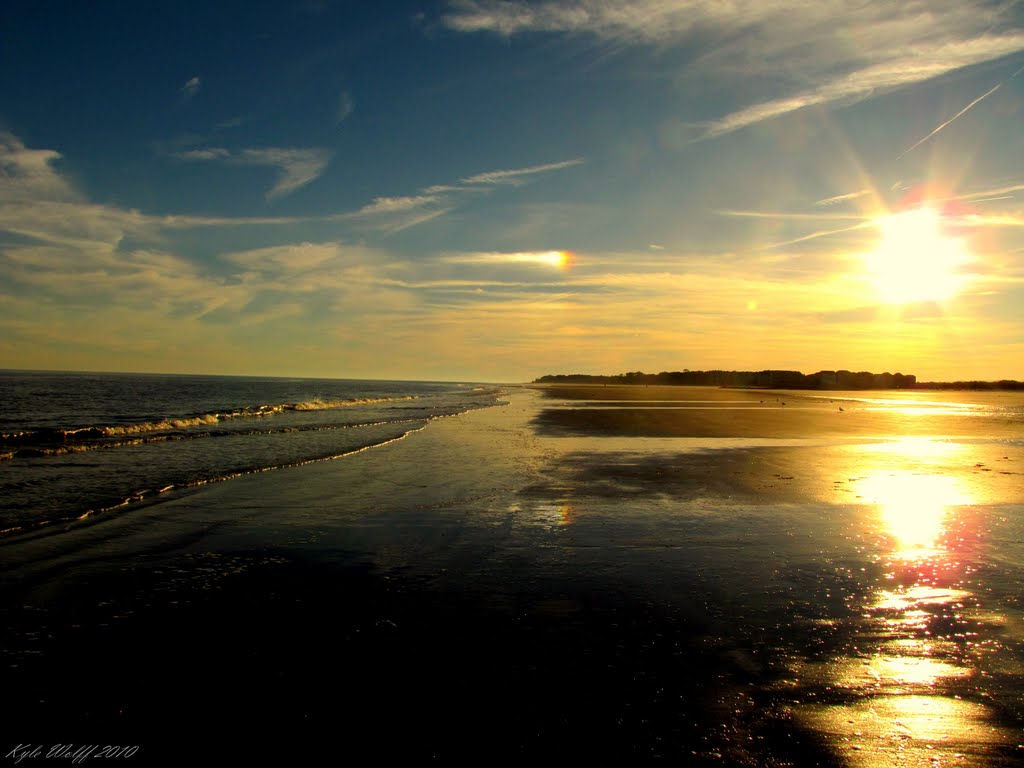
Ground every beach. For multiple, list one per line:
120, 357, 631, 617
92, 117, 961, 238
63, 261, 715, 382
3, 384, 1024, 765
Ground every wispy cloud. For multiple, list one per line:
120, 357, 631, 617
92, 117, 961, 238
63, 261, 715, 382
174, 146, 333, 200
716, 209, 865, 221
815, 190, 871, 207
352, 195, 441, 216
699, 36, 1024, 139
239, 148, 333, 200
0, 131, 308, 274
341, 157, 584, 232
714, 205, 877, 250
443, 0, 783, 41
460, 158, 585, 185
764, 222, 876, 249
180, 76, 201, 101
895, 54, 1024, 160
0, 198, 303, 261
898, 82, 1004, 159
446, 1, 1024, 140
422, 184, 471, 194
0, 133, 79, 202
222, 242, 346, 272
176, 147, 231, 161
969, 196, 1016, 204
1, 189, 417, 358
215, 116, 246, 130
957, 182, 1024, 200
333, 194, 452, 234
335, 89, 355, 124
441, 250, 570, 266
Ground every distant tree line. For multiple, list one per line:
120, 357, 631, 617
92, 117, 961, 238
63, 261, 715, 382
534, 370, 1024, 390
914, 380, 1024, 391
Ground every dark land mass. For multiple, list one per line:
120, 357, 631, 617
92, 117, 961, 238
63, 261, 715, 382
535, 370, 1024, 390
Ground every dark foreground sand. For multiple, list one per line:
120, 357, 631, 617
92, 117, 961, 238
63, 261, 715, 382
2, 386, 1023, 765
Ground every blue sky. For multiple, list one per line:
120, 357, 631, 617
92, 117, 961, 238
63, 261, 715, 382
3, 0, 1024, 381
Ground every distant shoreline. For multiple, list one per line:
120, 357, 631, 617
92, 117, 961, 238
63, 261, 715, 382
534, 371, 1024, 391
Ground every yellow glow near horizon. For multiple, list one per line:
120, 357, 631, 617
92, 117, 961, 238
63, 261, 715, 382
864, 207, 971, 304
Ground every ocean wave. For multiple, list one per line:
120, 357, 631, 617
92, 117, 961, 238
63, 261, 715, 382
0, 417, 428, 461
92, 395, 418, 434
0, 396, 419, 455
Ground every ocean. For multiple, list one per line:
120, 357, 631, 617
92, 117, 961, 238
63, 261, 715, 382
0, 370, 502, 537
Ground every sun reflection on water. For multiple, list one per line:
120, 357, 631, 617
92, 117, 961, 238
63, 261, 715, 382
796, 438, 1016, 765
518, 500, 576, 527
800, 695, 1008, 768
858, 471, 971, 560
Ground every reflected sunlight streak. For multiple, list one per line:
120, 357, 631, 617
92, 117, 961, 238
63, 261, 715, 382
870, 437, 964, 458
800, 695, 1009, 768
858, 471, 972, 558
794, 438, 1018, 767
834, 654, 970, 690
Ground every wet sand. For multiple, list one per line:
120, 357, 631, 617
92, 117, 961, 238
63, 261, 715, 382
535, 383, 1024, 439
2, 385, 1023, 764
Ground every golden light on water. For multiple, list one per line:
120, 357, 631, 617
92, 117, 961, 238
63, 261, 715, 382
792, 438, 1019, 766
857, 471, 972, 559
872, 585, 971, 612
869, 436, 965, 458
799, 696, 1008, 768
517, 500, 576, 527
846, 438, 978, 562
833, 652, 970, 690
864, 207, 972, 304
558, 501, 575, 525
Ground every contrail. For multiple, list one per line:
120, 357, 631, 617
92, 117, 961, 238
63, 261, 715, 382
764, 220, 874, 249
898, 82, 1003, 159
814, 189, 870, 207
899, 61, 1024, 160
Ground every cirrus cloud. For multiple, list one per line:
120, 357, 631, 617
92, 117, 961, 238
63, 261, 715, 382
180, 75, 201, 101
174, 146, 333, 200
445, 1, 1024, 140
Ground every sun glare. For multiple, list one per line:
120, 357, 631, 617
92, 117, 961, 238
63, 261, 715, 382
445, 250, 574, 269
536, 250, 569, 268
857, 470, 973, 559
864, 207, 971, 304
500, 250, 573, 268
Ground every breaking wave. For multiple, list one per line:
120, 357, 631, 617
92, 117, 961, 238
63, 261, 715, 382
0, 396, 418, 458
0, 372, 506, 541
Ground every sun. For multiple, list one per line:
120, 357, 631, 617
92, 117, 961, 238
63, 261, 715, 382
864, 206, 971, 304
